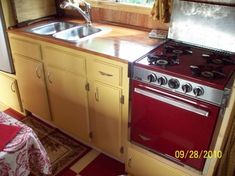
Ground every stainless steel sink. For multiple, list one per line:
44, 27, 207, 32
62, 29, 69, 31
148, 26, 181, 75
52, 25, 102, 42
27, 22, 77, 35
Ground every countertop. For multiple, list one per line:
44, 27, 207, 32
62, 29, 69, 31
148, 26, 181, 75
7, 19, 165, 63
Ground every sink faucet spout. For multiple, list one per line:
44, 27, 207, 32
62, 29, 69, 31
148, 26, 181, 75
60, 0, 91, 25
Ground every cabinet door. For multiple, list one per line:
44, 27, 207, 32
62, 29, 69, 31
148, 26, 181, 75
0, 74, 22, 112
14, 54, 50, 121
91, 81, 123, 158
126, 147, 190, 176
46, 66, 90, 142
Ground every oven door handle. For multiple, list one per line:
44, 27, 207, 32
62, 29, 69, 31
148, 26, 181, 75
134, 88, 209, 117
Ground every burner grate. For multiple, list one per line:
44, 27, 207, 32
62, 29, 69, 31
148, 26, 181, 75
190, 65, 226, 80
147, 54, 179, 67
202, 53, 235, 66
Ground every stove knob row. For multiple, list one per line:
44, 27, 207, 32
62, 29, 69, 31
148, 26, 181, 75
193, 87, 204, 96
182, 83, 192, 93
168, 79, 180, 89
147, 74, 157, 82
157, 76, 167, 86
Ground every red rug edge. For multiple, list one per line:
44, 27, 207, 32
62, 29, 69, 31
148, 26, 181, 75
3, 108, 26, 121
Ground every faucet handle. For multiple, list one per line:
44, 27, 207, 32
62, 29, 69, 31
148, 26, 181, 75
77, 0, 91, 9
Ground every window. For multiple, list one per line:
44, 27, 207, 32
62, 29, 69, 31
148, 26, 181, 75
88, 0, 153, 15
118, 0, 154, 6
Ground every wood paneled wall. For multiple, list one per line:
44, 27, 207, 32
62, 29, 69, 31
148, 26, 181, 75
1, 0, 16, 27
64, 7, 169, 31
12, 0, 56, 23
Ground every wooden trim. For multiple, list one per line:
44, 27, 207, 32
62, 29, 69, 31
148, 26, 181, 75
87, 0, 152, 15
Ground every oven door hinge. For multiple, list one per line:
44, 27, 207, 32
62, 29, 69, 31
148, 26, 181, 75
120, 146, 124, 154
120, 95, 124, 104
89, 132, 93, 139
85, 83, 90, 91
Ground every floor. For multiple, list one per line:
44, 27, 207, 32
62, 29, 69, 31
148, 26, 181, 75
0, 104, 127, 176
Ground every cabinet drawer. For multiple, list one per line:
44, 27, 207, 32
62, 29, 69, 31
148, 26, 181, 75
126, 147, 189, 176
9, 37, 41, 60
43, 46, 86, 76
92, 60, 122, 86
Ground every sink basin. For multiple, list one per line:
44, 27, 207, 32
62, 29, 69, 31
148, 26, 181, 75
53, 25, 102, 42
27, 22, 77, 35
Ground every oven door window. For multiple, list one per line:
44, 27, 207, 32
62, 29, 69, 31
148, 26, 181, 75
130, 82, 220, 171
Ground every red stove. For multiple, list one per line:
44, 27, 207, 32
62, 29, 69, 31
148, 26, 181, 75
130, 40, 235, 171
130, 0, 235, 172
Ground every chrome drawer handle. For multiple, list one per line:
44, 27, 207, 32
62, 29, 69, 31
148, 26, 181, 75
139, 134, 151, 141
47, 72, 53, 84
11, 81, 16, 93
98, 71, 113, 77
128, 157, 132, 168
135, 88, 209, 117
35, 65, 41, 79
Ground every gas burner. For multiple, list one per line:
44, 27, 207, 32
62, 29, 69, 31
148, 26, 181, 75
173, 49, 183, 55
156, 59, 169, 66
147, 54, 179, 67
190, 65, 226, 79
202, 53, 235, 65
164, 42, 193, 55
201, 71, 214, 79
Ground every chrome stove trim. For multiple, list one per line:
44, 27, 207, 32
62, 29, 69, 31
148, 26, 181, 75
133, 66, 227, 107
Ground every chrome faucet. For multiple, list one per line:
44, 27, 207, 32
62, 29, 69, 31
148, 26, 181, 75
60, 0, 91, 25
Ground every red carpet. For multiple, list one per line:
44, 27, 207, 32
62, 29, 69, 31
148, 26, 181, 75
79, 154, 126, 176
3, 108, 25, 121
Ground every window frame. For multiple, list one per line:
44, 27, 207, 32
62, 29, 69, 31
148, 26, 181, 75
87, 0, 153, 15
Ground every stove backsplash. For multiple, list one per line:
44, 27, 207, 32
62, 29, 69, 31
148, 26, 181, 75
168, 0, 235, 53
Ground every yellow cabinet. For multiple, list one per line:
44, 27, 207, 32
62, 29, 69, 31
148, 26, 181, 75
9, 37, 41, 61
45, 66, 90, 142
43, 45, 90, 142
87, 57, 129, 160
8, 34, 51, 121
126, 147, 190, 176
90, 81, 123, 158
0, 73, 22, 112
13, 54, 50, 121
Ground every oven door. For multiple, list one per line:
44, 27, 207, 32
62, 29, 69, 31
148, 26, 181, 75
130, 80, 220, 171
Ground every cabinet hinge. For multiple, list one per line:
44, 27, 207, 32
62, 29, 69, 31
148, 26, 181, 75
89, 132, 93, 139
85, 83, 90, 91
120, 95, 124, 104
120, 146, 124, 154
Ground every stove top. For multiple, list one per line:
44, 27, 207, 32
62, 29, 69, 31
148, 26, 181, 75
135, 40, 235, 90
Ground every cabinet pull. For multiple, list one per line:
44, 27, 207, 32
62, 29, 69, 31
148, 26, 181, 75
128, 158, 132, 168
35, 65, 41, 79
47, 72, 53, 84
98, 71, 113, 77
95, 88, 99, 101
10, 81, 16, 93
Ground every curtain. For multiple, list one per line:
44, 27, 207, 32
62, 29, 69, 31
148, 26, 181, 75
150, 0, 173, 23
216, 115, 235, 176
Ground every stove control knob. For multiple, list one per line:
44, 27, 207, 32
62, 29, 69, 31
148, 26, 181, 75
168, 79, 180, 89
182, 83, 192, 93
157, 76, 167, 86
147, 74, 157, 83
193, 87, 204, 96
